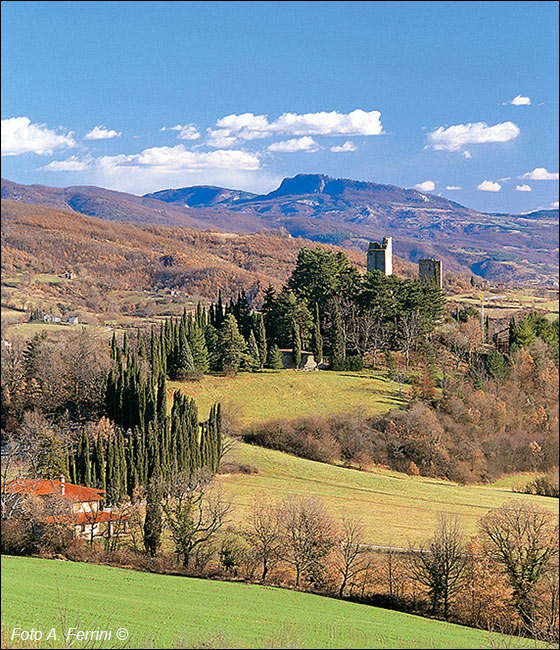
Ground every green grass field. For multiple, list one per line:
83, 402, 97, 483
218, 443, 559, 547
0, 556, 538, 649
170, 369, 404, 425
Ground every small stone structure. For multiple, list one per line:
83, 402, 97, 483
418, 258, 443, 289
280, 350, 318, 371
367, 237, 392, 276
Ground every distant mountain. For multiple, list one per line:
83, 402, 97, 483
3, 175, 558, 285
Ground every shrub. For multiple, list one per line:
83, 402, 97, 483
343, 355, 364, 371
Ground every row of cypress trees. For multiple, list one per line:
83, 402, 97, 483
70, 332, 222, 504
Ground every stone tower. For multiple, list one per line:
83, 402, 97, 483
418, 258, 443, 289
367, 237, 392, 276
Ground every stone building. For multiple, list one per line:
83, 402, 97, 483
418, 258, 443, 289
367, 237, 392, 276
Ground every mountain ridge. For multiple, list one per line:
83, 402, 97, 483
2, 175, 558, 285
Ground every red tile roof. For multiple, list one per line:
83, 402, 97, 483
3, 479, 104, 502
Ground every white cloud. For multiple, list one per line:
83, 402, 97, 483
510, 94, 531, 106
462, 150, 472, 159
548, 201, 559, 209
267, 136, 319, 153
1, 116, 76, 156
520, 167, 559, 181
39, 156, 92, 172
85, 125, 121, 140
446, 185, 461, 190
166, 124, 201, 140
97, 144, 260, 172
330, 140, 357, 153
413, 180, 435, 192
426, 121, 520, 151
208, 109, 383, 147
515, 184, 532, 192
477, 180, 501, 192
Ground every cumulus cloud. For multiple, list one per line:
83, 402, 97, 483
207, 109, 383, 147
426, 121, 520, 151
446, 185, 461, 190
330, 140, 357, 153
97, 144, 260, 172
520, 167, 559, 180
85, 125, 121, 140
510, 94, 531, 106
477, 180, 501, 192
515, 184, 532, 192
548, 201, 559, 209
267, 136, 320, 153
165, 123, 201, 140
1, 116, 76, 156
462, 150, 472, 159
413, 180, 436, 192
39, 156, 92, 172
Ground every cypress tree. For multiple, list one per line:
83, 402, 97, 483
156, 372, 167, 422
255, 313, 267, 369
94, 432, 106, 492
145, 378, 156, 429
292, 318, 302, 367
144, 481, 163, 557
68, 453, 76, 485
216, 290, 224, 328
311, 303, 323, 365
247, 329, 261, 372
330, 302, 345, 371
105, 370, 116, 422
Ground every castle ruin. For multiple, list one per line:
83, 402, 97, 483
367, 237, 392, 276
418, 258, 443, 289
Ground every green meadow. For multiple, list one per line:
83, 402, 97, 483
170, 369, 404, 425
1, 556, 539, 649
218, 442, 559, 546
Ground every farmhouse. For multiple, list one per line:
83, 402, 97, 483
3, 476, 127, 539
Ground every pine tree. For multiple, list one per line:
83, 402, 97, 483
175, 332, 196, 380
311, 303, 323, 365
218, 314, 247, 375
266, 343, 283, 369
188, 326, 210, 374
384, 350, 397, 381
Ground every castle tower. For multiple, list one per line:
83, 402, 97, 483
367, 237, 392, 276
418, 258, 443, 289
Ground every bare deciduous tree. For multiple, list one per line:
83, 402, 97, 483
277, 495, 337, 589
398, 310, 424, 371
336, 518, 369, 597
480, 501, 559, 632
407, 513, 469, 618
242, 495, 282, 582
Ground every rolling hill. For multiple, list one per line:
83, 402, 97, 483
1, 556, 541, 649
3, 175, 558, 284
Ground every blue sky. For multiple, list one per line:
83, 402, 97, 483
1, 1, 558, 212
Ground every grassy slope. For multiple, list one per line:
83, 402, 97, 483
1, 556, 536, 649
170, 369, 404, 425
218, 443, 559, 547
